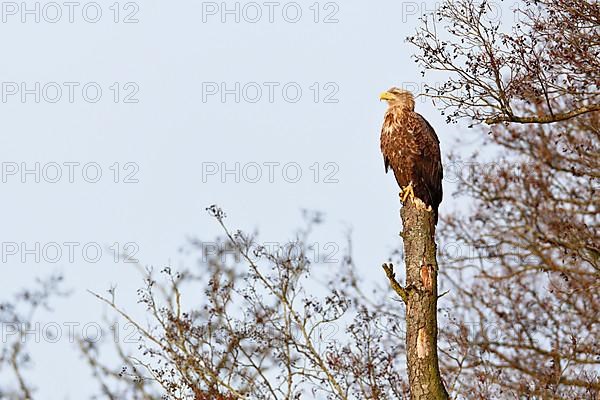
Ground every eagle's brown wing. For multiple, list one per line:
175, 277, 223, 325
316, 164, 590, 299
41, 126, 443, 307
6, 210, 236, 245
415, 114, 444, 208
383, 151, 390, 173
413, 113, 443, 222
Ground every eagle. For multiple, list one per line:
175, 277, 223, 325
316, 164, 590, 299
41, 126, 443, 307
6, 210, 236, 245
379, 88, 443, 224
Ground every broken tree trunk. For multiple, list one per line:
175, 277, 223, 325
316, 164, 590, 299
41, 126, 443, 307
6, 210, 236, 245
383, 199, 449, 400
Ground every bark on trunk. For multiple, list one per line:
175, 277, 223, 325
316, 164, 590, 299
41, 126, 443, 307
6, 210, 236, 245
383, 200, 449, 400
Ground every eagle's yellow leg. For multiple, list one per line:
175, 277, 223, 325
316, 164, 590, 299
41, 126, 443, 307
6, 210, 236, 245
401, 183, 433, 212
400, 182, 415, 204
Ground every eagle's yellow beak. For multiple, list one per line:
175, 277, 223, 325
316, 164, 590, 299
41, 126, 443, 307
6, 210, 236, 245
380, 91, 395, 101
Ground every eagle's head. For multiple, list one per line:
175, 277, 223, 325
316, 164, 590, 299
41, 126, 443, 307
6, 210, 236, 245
379, 88, 415, 111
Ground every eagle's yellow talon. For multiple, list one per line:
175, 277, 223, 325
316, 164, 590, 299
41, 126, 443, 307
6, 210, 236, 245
400, 182, 415, 204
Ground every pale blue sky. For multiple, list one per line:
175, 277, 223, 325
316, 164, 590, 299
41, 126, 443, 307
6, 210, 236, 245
0, 1, 518, 397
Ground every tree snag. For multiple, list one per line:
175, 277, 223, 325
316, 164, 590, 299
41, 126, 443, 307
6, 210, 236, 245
383, 199, 449, 400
